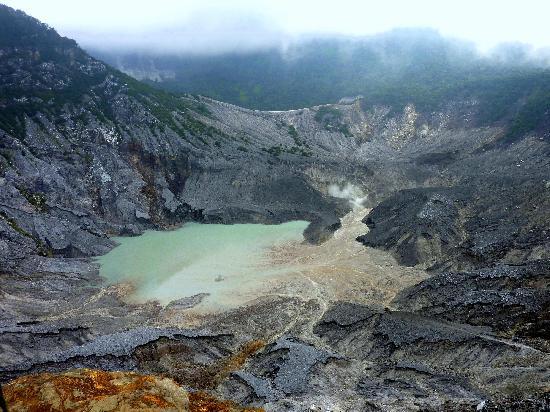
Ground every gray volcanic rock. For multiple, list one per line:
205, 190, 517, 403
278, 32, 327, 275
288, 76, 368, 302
236, 336, 333, 398
355, 170, 549, 346
218, 301, 549, 410
393, 260, 550, 341
357, 176, 550, 271
356, 187, 464, 267
310, 302, 549, 410
165, 294, 210, 310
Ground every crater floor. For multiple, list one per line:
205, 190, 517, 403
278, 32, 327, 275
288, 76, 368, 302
98, 207, 428, 321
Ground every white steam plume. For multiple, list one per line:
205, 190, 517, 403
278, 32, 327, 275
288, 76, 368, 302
328, 183, 367, 209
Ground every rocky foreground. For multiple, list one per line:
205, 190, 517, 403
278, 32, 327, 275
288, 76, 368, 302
4, 369, 262, 411
0, 4, 549, 411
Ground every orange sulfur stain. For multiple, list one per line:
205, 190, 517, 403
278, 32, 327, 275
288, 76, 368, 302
4, 369, 264, 412
4, 369, 188, 411
189, 391, 264, 412
208, 340, 266, 387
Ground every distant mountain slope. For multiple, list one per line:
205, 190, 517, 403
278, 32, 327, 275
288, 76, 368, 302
93, 31, 550, 141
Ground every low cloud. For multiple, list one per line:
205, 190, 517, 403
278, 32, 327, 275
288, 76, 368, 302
4, 0, 550, 55
69, 10, 290, 55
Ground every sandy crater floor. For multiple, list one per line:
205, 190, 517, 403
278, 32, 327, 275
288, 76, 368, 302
260, 207, 428, 308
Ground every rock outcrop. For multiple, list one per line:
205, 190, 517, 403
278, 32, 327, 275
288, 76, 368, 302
1, 4, 549, 411
4, 369, 190, 411
3, 369, 262, 412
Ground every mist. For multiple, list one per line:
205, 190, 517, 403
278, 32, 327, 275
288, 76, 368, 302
3, 0, 550, 55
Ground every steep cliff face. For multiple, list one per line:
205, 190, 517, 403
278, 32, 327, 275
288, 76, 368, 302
1, 5, 549, 411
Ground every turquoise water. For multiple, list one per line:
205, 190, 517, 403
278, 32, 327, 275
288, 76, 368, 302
97, 221, 309, 310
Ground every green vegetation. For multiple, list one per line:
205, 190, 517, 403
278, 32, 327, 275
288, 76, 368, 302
288, 146, 312, 157
264, 145, 283, 156
263, 144, 312, 157
506, 89, 550, 141
194, 102, 211, 116
81, 152, 94, 165
0, 50, 224, 142
18, 187, 48, 212
2, 6, 548, 146
0, 109, 27, 140
0, 211, 33, 238
288, 125, 298, 139
0, 211, 52, 256
120, 72, 222, 140
314, 107, 353, 136
0, 149, 14, 166
287, 125, 310, 147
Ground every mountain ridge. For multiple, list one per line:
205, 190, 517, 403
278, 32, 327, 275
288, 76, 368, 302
92, 31, 550, 144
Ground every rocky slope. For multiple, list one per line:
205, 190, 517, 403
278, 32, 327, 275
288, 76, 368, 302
0, 4, 549, 411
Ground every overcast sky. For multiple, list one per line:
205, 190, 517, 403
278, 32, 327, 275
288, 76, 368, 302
4, 0, 550, 54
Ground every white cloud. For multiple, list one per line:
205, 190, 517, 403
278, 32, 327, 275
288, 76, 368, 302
4, 0, 550, 53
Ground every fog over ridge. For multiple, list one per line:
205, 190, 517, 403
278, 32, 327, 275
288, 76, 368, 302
3, 0, 550, 56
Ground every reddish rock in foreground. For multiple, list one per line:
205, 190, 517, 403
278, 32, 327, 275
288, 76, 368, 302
4, 369, 263, 412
